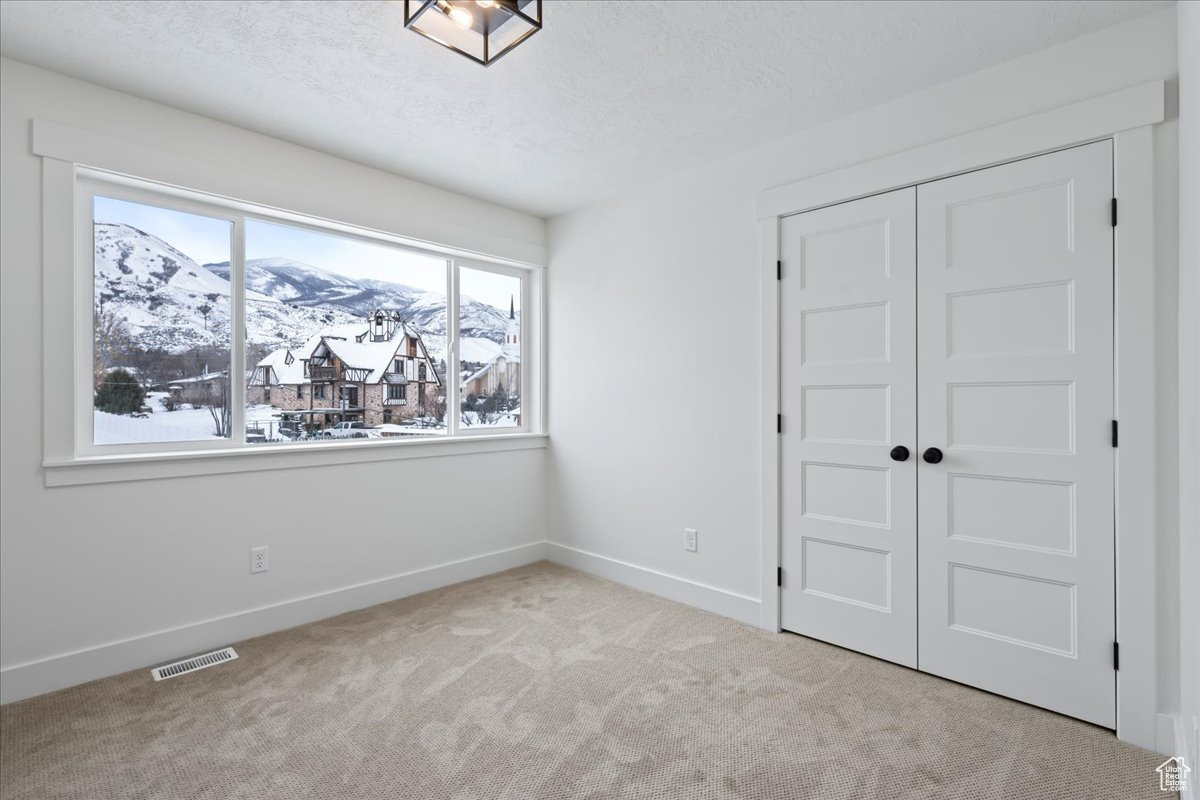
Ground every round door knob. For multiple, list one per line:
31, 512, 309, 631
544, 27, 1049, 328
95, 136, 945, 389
922, 447, 944, 464
889, 445, 910, 462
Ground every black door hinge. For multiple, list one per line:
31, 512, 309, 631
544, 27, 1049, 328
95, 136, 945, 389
1111, 420, 1118, 448
777, 260, 782, 280
777, 413, 782, 433
777, 567, 783, 587
1111, 197, 1118, 227
1113, 641, 1120, 670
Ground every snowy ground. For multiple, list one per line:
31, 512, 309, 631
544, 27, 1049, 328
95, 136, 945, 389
94, 393, 515, 445
95, 393, 287, 445
94, 393, 226, 444
460, 410, 520, 428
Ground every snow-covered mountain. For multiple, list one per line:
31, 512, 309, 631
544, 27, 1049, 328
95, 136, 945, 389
206, 257, 516, 346
206, 258, 439, 333
95, 223, 361, 353
96, 225, 518, 363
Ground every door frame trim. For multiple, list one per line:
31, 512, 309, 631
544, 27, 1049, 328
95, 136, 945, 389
757, 80, 1165, 750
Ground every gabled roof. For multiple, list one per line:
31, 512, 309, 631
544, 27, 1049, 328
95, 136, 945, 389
253, 316, 440, 386
322, 322, 373, 342
256, 347, 306, 385
461, 349, 519, 387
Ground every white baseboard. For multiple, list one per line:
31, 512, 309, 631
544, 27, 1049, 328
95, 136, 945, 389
1156, 712, 1197, 800
544, 542, 761, 627
1159, 712, 1181, 756
0, 541, 547, 704
1190, 713, 1200, 800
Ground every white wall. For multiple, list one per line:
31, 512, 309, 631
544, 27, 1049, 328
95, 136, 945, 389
0, 58, 547, 702
547, 6, 1181, 741
1176, 1, 1200, 787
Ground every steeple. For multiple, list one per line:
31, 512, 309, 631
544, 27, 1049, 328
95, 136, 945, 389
504, 294, 519, 351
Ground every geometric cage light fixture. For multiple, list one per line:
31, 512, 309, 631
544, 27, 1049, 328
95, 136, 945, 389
403, 1, 543, 66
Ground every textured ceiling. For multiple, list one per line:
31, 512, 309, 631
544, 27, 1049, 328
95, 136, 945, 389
0, 1, 1172, 217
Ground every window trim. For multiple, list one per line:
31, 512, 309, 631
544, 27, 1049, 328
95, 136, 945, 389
78, 178, 243, 457
454, 258, 529, 437
45, 158, 544, 484
43, 432, 549, 487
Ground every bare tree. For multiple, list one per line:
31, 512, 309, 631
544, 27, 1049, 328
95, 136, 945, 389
93, 302, 132, 389
474, 393, 495, 426
202, 373, 232, 438
421, 387, 447, 423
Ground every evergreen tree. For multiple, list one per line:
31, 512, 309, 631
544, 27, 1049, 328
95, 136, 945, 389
494, 382, 509, 411
94, 368, 145, 415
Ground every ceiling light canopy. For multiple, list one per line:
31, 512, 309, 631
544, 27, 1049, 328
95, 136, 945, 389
403, 0, 542, 66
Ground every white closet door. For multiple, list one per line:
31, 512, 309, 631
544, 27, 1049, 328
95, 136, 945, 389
780, 188, 917, 668
916, 141, 1115, 727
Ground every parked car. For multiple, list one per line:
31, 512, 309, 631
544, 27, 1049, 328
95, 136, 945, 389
322, 421, 381, 439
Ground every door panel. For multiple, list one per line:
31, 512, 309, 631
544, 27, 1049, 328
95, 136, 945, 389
780, 188, 917, 668
916, 141, 1115, 727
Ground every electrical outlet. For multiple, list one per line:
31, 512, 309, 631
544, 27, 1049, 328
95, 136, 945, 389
684, 528, 698, 553
250, 546, 269, 574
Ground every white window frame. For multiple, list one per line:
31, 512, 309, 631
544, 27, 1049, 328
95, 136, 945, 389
44, 160, 546, 485
77, 177, 243, 457
452, 258, 532, 438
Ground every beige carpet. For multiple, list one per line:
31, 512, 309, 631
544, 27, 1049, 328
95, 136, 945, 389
0, 562, 1170, 800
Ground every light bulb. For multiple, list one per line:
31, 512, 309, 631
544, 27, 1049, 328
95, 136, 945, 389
448, 4, 473, 28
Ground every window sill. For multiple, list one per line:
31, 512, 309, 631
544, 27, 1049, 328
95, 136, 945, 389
43, 433, 548, 487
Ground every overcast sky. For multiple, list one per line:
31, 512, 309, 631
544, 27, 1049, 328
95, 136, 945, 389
94, 196, 519, 312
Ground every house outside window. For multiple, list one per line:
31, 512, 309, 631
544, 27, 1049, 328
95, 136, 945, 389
74, 173, 537, 464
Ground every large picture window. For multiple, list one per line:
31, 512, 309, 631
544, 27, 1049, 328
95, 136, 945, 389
92, 196, 234, 446
78, 175, 536, 457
